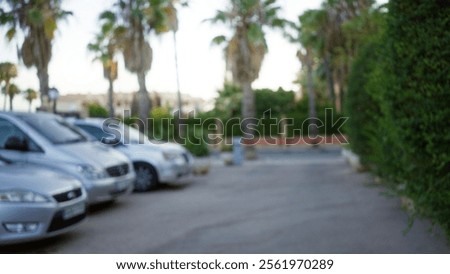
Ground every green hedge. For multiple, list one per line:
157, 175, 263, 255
385, 0, 450, 233
346, 0, 450, 237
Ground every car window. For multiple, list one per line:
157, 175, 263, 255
76, 124, 114, 141
19, 115, 87, 145
107, 123, 147, 144
0, 118, 42, 152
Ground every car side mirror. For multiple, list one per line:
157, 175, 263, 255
4, 136, 29, 152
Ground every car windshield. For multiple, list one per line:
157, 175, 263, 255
20, 115, 88, 145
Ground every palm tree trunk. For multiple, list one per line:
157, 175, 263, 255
133, 70, 151, 133
173, 31, 182, 115
340, 60, 348, 113
9, 95, 13, 111
241, 81, 255, 122
108, 77, 115, 118
3, 80, 9, 111
37, 67, 50, 110
324, 55, 336, 107
306, 50, 318, 142
173, 31, 184, 141
241, 80, 256, 159
299, 49, 318, 142
333, 67, 342, 113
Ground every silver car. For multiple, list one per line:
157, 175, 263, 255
0, 156, 87, 245
0, 112, 135, 204
72, 118, 194, 191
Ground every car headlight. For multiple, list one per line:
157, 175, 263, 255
162, 151, 180, 161
77, 165, 108, 180
0, 190, 49, 203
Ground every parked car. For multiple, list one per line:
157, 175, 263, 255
0, 155, 87, 245
0, 112, 135, 205
71, 118, 194, 191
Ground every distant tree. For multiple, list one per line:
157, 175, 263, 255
111, 0, 179, 130
0, 0, 72, 110
169, 1, 188, 115
214, 83, 242, 118
285, 0, 377, 112
0, 62, 18, 111
88, 11, 125, 118
285, 11, 322, 139
208, 0, 285, 157
24, 88, 38, 112
7, 83, 20, 111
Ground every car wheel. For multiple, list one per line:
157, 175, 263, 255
133, 163, 158, 192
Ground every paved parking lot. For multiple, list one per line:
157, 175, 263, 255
2, 146, 449, 253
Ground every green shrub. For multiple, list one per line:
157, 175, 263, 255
183, 128, 209, 157
87, 102, 108, 118
345, 36, 384, 166
148, 107, 174, 141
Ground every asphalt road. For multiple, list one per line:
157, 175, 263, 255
3, 146, 449, 253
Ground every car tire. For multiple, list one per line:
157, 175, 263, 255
133, 163, 158, 192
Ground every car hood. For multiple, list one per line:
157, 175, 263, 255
57, 141, 129, 168
0, 163, 82, 196
147, 140, 188, 153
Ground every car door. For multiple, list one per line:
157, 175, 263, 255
0, 117, 43, 163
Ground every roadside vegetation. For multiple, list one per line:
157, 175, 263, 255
345, 1, 450, 237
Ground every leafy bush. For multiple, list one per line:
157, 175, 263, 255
148, 107, 174, 141
255, 87, 296, 117
87, 102, 108, 118
209, 85, 342, 138
345, 36, 383, 165
183, 128, 209, 157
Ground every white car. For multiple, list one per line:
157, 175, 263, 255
0, 156, 87, 245
72, 118, 194, 191
0, 112, 135, 205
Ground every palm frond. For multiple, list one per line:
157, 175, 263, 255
204, 10, 231, 24
211, 35, 228, 46
6, 27, 15, 41
247, 23, 265, 45
99, 10, 116, 22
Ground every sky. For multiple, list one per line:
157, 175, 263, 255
0, 0, 325, 111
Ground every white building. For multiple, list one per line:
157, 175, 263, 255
57, 91, 214, 117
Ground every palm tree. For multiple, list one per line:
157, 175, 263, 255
24, 88, 38, 112
321, 0, 375, 111
0, 0, 71, 110
297, 49, 318, 141
285, 11, 325, 140
208, 0, 285, 157
7, 83, 20, 111
88, 11, 125, 118
284, 0, 375, 114
112, 0, 178, 130
168, 0, 187, 139
0, 62, 18, 111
